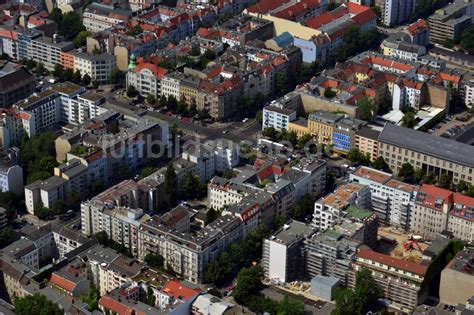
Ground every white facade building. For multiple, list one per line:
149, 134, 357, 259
127, 63, 168, 98
465, 79, 474, 108
313, 183, 370, 231
262, 104, 296, 131
83, 3, 132, 33
160, 72, 183, 100
74, 52, 116, 83
31, 36, 74, 71
24, 176, 68, 214
350, 166, 417, 229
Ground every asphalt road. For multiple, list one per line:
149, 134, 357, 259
102, 93, 262, 145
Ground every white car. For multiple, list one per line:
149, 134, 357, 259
242, 118, 249, 123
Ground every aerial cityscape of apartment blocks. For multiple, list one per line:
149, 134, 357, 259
0, 0, 472, 314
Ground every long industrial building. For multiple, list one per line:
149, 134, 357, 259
378, 123, 474, 185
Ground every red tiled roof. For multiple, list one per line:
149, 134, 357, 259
407, 19, 428, 36
357, 248, 427, 275
352, 9, 377, 26
346, 2, 370, 14
417, 184, 474, 222
99, 295, 131, 315
50, 273, 76, 293
438, 72, 461, 84
134, 62, 168, 79
247, 0, 290, 14
161, 280, 200, 301
416, 184, 453, 211
274, 0, 321, 20
18, 112, 31, 120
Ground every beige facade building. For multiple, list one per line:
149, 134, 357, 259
439, 247, 474, 306
412, 184, 474, 242
138, 208, 244, 283
378, 124, 474, 185
355, 126, 380, 162
349, 247, 427, 312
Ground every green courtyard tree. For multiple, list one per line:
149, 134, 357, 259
52, 64, 64, 79
333, 268, 382, 315
72, 70, 82, 84
276, 72, 289, 96
73, 30, 91, 48
371, 156, 391, 172
437, 173, 452, 189
144, 253, 164, 268
60, 11, 85, 41
233, 266, 263, 304
358, 97, 376, 122
82, 73, 91, 86
109, 67, 124, 86
126, 85, 138, 98
146, 94, 156, 106
461, 25, 474, 54
398, 163, 415, 182
14, 293, 62, 315
401, 111, 416, 128
164, 163, 178, 208
80, 286, 100, 311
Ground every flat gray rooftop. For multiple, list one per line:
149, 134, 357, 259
379, 123, 474, 167
270, 220, 314, 246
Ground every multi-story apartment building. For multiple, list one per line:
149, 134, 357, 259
179, 75, 200, 103
349, 246, 427, 312
381, 39, 426, 62
73, 52, 116, 83
382, 0, 418, 26
64, 93, 108, 125
160, 71, 184, 100
13, 82, 96, 138
0, 61, 35, 107
127, 61, 168, 98
138, 208, 244, 283
3, 238, 39, 269
51, 82, 87, 124
209, 158, 326, 217
31, 36, 74, 71
464, 79, 474, 108
181, 140, 240, 183
411, 184, 474, 242
53, 158, 89, 197
24, 176, 68, 214
306, 230, 361, 286
14, 89, 60, 137
306, 111, 340, 145
197, 77, 244, 120
262, 104, 297, 131
378, 123, 474, 185
350, 166, 417, 229
0, 148, 24, 195
406, 19, 430, 46
439, 247, 474, 306
81, 199, 150, 256
355, 126, 381, 162
428, 0, 474, 44
21, 221, 89, 261
312, 183, 370, 231
83, 3, 132, 33
262, 220, 315, 283
98, 255, 144, 296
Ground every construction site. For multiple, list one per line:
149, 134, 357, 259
377, 226, 430, 264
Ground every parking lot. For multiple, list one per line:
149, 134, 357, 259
429, 113, 473, 139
